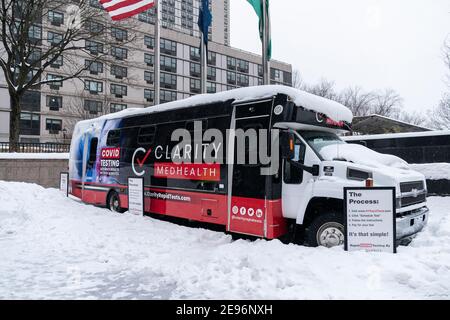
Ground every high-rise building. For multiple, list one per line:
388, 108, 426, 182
0, 1, 292, 143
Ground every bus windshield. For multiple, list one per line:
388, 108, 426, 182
299, 131, 346, 153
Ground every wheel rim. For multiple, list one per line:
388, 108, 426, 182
317, 222, 345, 248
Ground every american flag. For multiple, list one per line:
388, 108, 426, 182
99, 0, 155, 21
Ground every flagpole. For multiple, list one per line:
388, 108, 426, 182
262, 0, 269, 85
154, 0, 161, 105
200, 33, 207, 94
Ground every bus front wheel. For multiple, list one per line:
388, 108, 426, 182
305, 212, 345, 248
107, 191, 125, 213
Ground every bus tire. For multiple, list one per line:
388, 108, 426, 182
305, 212, 345, 248
107, 190, 125, 213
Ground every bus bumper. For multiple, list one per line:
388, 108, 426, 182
396, 206, 429, 244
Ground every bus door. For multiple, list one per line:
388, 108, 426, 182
227, 98, 274, 238
81, 133, 99, 202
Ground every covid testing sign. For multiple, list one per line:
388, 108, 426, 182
128, 177, 144, 216
344, 187, 396, 253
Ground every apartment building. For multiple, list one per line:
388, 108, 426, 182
0, 0, 292, 143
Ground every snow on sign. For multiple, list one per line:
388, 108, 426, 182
344, 187, 396, 253
128, 177, 144, 216
60, 172, 68, 197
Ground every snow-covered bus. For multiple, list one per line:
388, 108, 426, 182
69, 85, 428, 247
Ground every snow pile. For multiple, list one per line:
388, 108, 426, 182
409, 163, 450, 180
0, 153, 69, 159
320, 143, 409, 170
0, 181, 449, 299
79, 85, 353, 125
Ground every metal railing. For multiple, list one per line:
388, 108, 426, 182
0, 142, 70, 153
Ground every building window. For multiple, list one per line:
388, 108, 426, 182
190, 47, 200, 62
89, 0, 103, 9
19, 112, 40, 135
144, 53, 154, 66
144, 35, 154, 49
111, 65, 127, 79
85, 60, 103, 74
144, 71, 154, 84
85, 40, 103, 55
48, 10, 64, 26
284, 71, 292, 86
110, 103, 127, 113
111, 46, 128, 60
237, 74, 249, 87
48, 31, 63, 46
28, 49, 42, 67
227, 57, 236, 70
21, 91, 41, 112
190, 62, 200, 78
190, 78, 200, 94
29, 25, 42, 44
85, 20, 104, 34
49, 55, 63, 68
160, 90, 176, 103
138, 8, 156, 24
207, 82, 216, 94
237, 59, 249, 73
144, 89, 154, 102
46, 118, 62, 134
111, 84, 127, 97
111, 27, 128, 41
84, 80, 103, 93
47, 74, 63, 89
207, 67, 216, 81
84, 100, 102, 114
226, 71, 236, 85
207, 51, 216, 66
160, 55, 177, 73
160, 38, 176, 56
271, 68, 281, 81
46, 95, 62, 111
160, 72, 176, 90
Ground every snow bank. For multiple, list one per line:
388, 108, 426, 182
410, 163, 450, 180
78, 85, 353, 125
0, 181, 448, 299
320, 143, 409, 169
0, 153, 69, 159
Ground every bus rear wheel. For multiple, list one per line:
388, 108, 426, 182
305, 212, 345, 248
107, 191, 125, 213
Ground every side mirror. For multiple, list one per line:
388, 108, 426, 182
311, 164, 320, 177
280, 131, 295, 160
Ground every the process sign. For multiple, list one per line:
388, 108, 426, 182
128, 177, 144, 216
344, 187, 396, 253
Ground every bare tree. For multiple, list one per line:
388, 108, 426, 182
301, 78, 338, 100
0, 0, 137, 150
428, 94, 450, 129
396, 110, 428, 127
292, 69, 304, 90
370, 88, 403, 117
337, 86, 375, 117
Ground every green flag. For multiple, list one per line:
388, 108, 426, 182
247, 0, 272, 59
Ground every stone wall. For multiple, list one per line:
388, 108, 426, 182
0, 159, 69, 188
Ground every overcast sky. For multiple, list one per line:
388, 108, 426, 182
230, 0, 450, 113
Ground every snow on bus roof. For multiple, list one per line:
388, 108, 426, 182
343, 129, 450, 141
78, 85, 353, 126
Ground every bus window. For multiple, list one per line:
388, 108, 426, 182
283, 138, 305, 184
87, 138, 98, 167
137, 125, 156, 145
106, 129, 121, 146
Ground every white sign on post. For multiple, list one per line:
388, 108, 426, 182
60, 172, 69, 197
128, 177, 144, 216
344, 187, 396, 253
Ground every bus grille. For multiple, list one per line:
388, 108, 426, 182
400, 181, 424, 193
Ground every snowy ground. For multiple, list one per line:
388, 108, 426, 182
0, 181, 449, 300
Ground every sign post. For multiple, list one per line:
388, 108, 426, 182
60, 172, 69, 197
128, 177, 144, 216
344, 187, 396, 253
